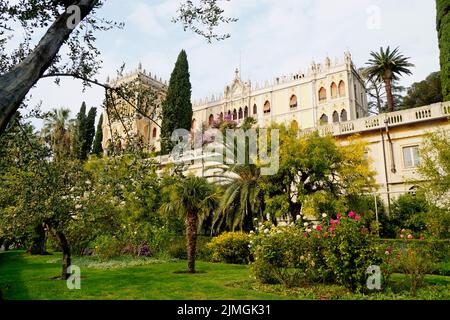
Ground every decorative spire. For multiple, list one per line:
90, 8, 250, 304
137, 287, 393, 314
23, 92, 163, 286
138, 62, 142, 71
235, 68, 240, 80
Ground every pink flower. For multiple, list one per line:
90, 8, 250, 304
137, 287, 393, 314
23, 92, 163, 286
304, 232, 309, 237
348, 211, 356, 219
330, 219, 339, 225
407, 234, 413, 240
315, 225, 322, 231
337, 213, 342, 219
355, 215, 361, 221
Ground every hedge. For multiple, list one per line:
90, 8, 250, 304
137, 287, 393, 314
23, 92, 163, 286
436, 0, 450, 101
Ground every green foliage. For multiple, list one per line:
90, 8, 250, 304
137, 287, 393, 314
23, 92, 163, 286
73, 102, 97, 160
394, 244, 434, 296
365, 46, 414, 111
92, 114, 103, 156
389, 193, 429, 236
324, 216, 384, 292
401, 72, 443, 109
161, 50, 193, 154
263, 126, 376, 222
208, 232, 251, 264
436, 0, 450, 101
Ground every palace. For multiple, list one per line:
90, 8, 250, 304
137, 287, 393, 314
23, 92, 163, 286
102, 52, 450, 209
192, 51, 368, 132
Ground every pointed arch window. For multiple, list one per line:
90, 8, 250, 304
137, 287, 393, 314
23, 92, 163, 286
332, 111, 339, 123
244, 106, 249, 118
340, 109, 348, 122
319, 87, 327, 102
320, 114, 328, 124
208, 114, 214, 127
152, 127, 157, 138
339, 80, 346, 97
331, 82, 338, 99
233, 109, 237, 120
253, 104, 257, 115
263, 101, 271, 114
290, 95, 298, 109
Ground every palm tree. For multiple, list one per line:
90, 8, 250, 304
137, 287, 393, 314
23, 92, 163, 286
42, 108, 72, 161
161, 176, 218, 273
365, 47, 414, 112
211, 164, 266, 232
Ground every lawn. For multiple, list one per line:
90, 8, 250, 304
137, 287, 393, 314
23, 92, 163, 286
1, 251, 449, 300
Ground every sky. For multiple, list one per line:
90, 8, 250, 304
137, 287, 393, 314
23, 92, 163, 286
21, 0, 440, 128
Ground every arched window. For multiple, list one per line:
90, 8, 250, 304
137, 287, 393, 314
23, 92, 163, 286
244, 106, 249, 118
319, 87, 327, 102
330, 82, 338, 99
290, 95, 298, 109
320, 114, 328, 124
333, 111, 339, 123
233, 109, 237, 120
291, 120, 299, 131
339, 80, 346, 97
191, 119, 196, 130
253, 104, 257, 115
208, 114, 214, 127
263, 101, 271, 114
152, 127, 157, 138
219, 112, 224, 121
340, 109, 348, 122
238, 108, 243, 120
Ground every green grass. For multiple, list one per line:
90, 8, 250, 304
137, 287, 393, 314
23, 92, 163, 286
0, 251, 449, 300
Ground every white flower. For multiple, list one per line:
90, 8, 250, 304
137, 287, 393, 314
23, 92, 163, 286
296, 215, 301, 220
134, 231, 137, 235
322, 213, 328, 218
254, 218, 258, 221
250, 230, 254, 234
385, 251, 390, 255
264, 229, 269, 234
75, 204, 83, 210
303, 222, 309, 227
307, 228, 312, 233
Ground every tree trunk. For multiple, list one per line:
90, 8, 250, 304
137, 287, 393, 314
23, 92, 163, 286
0, 0, 97, 134
29, 224, 48, 255
56, 231, 71, 280
186, 211, 199, 274
384, 78, 395, 112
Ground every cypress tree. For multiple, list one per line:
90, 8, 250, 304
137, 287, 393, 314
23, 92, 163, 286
436, 0, 450, 101
73, 102, 87, 160
84, 107, 97, 156
92, 113, 103, 156
161, 50, 193, 154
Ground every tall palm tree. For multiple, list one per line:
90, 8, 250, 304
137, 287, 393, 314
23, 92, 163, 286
365, 47, 414, 112
161, 176, 218, 273
211, 164, 265, 232
42, 108, 72, 161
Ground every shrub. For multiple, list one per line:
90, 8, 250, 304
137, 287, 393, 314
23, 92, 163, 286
93, 236, 126, 261
249, 224, 309, 287
207, 232, 251, 264
323, 213, 384, 292
394, 244, 434, 296
390, 193, 429, 236
165, 236, 212, 261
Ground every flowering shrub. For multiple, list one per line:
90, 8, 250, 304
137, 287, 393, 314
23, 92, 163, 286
324, 212, 384, 292
249, 212, 390, 292
207, 232, 251, 264
249, 223, 309, 287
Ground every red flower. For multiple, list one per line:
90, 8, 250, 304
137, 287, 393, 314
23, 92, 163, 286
330, 219, 339, 225
348, 211, 356, 218
315, 225, 322, 231
337, 213, 342, 219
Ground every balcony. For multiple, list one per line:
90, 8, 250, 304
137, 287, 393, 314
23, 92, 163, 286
301, 102, 450, 137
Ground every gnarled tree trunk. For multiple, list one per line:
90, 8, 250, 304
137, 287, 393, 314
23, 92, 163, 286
0, 0, 97, 134
186, 211, 199, 273
56, 231, 71, 280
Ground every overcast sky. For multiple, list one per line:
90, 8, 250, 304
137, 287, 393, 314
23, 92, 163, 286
23, 0, 440, 128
